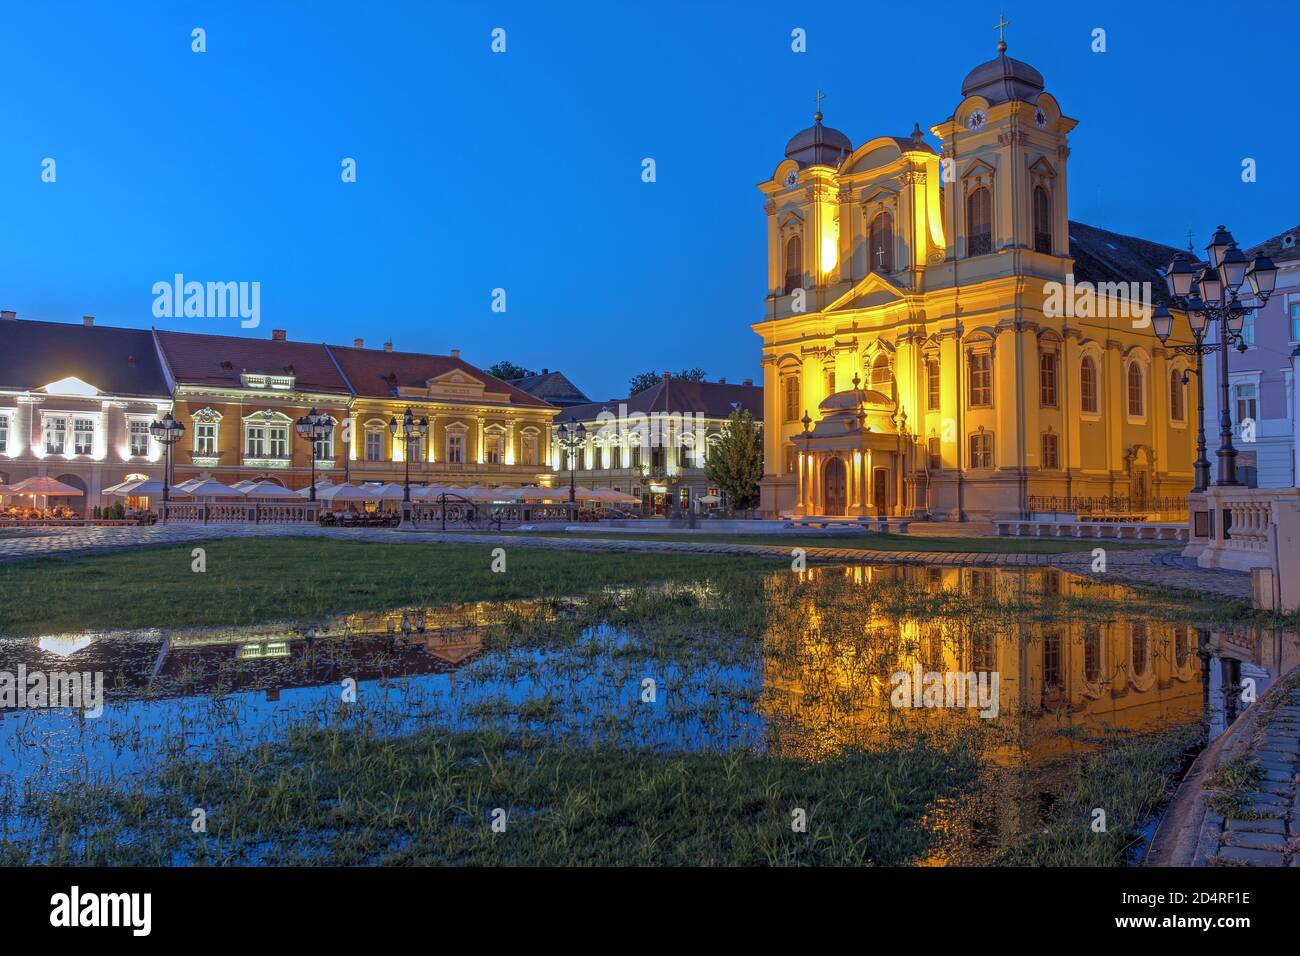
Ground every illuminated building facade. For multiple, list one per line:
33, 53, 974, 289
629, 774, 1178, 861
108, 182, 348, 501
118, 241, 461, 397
753, 40, 1199, 520
0, 315, 172, 514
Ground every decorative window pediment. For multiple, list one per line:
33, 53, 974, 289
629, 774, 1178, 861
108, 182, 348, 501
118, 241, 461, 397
40, 376, 99, 397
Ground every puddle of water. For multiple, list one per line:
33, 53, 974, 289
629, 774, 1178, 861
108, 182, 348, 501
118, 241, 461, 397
2, 564, 1296, 864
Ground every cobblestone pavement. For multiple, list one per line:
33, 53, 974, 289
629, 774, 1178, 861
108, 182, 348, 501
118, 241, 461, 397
0, 523, 1253, 601
1199, 685, 1300, 867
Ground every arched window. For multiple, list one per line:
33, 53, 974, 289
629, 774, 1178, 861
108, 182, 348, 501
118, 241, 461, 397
1127, 362, 1145, 417
1080, 356, 1098, 413
869, 211, 893, 274
784, 375, 800, 422
1170, 369, 1186, 422
1131, 622, 1149, 677
784, 235, 803, 294
966, 187, 992, 257
1033, 186, 1052, 254
1083, 624, 1101, 683
871, 354, 894, 398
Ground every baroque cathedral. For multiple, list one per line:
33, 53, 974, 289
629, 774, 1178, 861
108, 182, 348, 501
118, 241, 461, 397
753, 35, 1198, 521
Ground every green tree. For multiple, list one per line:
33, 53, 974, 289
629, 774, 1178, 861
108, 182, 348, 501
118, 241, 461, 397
629, 367, 707, 395
486, 361, 535, 380
704, 408, 763, 513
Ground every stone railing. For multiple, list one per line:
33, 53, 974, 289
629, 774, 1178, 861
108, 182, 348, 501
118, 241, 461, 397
162, 502, 320, 525
1186, 486, 1300, 610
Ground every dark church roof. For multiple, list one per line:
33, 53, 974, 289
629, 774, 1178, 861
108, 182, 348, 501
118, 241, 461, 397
785, 113, 854, 169
556, 375, 762, 424
507, 369, 590, 407
0, 318, 170, 397
960, 43, 1045, 105
1068, 221, 1190, 308
1246, 225, 1300, 264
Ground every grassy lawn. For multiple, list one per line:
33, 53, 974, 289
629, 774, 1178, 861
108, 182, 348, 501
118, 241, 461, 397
0, 537, 781, 636
7, 723, 978, 866
484, 530, 1165, 554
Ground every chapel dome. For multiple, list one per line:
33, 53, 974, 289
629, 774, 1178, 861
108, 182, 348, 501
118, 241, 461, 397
785, 112, 853, 169
960, 41, 1045, 105
819, 387, 892, 413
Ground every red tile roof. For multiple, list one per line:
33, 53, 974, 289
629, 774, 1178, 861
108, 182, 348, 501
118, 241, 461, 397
154, 330, 350, 393
325, 344, 553, 408
557, 376, 763, 422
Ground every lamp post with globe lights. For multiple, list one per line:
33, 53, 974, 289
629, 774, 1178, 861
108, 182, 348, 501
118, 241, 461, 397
1152, 227, 1277, 490
295, 408, 335, 501
148, 412, 185, 520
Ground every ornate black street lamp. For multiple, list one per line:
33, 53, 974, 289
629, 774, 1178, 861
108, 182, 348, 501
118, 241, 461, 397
1154, 226, 1277, 489
388, 407, 428, 502
295, 408, 335, 501
148, 412, 185, 514
557, 421, 587, 519
800, 409, 813, 514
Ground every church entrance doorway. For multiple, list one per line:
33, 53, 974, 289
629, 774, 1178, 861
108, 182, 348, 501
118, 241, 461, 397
873, 468, 889, 517
822, 457, 847, 515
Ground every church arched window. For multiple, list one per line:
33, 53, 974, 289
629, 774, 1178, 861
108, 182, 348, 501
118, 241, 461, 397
784, 375, 800, 422
966, 187, 992, 257
1033, 186, 1052, 254
1080, 356, 1098, 414
784, 236, 803, 294
869, 211, 894, 274
870, 353, 894, 398
1127, 362, 1145, 418
1170, 369, 1186, 422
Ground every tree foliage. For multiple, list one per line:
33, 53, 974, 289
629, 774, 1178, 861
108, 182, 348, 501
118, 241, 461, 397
486, 361, 535, 380
704, 408, 763, 512
629, 367, 707, 395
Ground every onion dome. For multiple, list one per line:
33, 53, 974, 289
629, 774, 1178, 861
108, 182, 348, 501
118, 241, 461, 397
960, 39, 1044, 106
785, 109, 853, 169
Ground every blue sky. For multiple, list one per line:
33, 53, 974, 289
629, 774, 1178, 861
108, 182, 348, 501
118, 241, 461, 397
2, 1, 1294, 401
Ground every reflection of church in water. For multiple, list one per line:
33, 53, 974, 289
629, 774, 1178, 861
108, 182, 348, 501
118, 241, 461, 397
758, 565, 1295, 765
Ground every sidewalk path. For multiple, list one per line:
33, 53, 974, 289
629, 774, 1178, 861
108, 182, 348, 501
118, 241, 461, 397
0, 524, 1253, 602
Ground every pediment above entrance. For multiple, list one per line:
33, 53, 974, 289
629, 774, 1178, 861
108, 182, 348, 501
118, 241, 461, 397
823, 272, 906, 314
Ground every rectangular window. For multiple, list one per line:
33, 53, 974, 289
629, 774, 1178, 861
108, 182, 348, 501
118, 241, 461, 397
45, 416, 66, 455
73, 418, 94, 455
195, 423, 217, 454
268, 426, 288, 458
523, 433, 539, 466
365, 431, 382, 461
0, 413, 8, 454
245, 425, 265, 457
1041, 432, 1059, 470
447, 433, 464, 464
825, 369, 835, 394
927, 436, 941, 471
129, 420, 150, 457
631, 444, 642, 469
926, 358, 941, 411
1241, 311, 1256, 349
315, 433, 333, 461
784, 376, 800, 422
968, 353, 992, 407
1233, 383, 1258, 439
608, 443, 621, 469
1039, 351, 1058, 407
1290, 301, 1300, 342
969, 432, 994, 469
485, 434, 502, 465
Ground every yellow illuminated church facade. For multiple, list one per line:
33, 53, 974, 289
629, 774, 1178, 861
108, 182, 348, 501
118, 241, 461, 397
753, 39, 1198, 520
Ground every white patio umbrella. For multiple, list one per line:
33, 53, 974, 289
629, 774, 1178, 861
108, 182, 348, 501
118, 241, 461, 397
10, 476, 85, 496
298, 479, 335, 498
241, 481, 301, 499
108, 478, 188, 498
375, 482, 409, 500
319, 483, 371, 503
174, 478, 207, 491
593, 487, 640, 504
182, 478, 242, 498
697, 493, 722, 505
229, 479, 259, 492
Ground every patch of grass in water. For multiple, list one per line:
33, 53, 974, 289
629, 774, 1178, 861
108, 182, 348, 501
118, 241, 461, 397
5, 722, 978, 867
997, 722, 1205, 866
